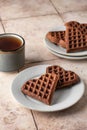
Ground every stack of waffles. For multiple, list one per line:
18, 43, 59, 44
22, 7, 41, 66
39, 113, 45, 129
21, 65, 80, 105
46, 21, 87, 53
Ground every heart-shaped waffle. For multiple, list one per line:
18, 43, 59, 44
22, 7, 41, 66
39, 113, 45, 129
46, 31, 66, 48
46, 65, 80, 89
65, 21, 87, 52
21, 73, 58, 105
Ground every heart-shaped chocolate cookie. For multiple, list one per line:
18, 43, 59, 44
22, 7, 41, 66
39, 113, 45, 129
46, 65, 80, 89
21, 73, 58, 105
46, 31, 66, 48
64, 21, 87, 52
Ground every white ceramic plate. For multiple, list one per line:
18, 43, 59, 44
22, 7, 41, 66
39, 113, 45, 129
47, 46, 87, 60
45, 26, 87, 57
11, 65, 85, 112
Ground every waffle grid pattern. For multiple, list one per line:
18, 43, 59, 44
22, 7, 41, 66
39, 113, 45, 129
65, 21, 87, 52
46, 65, 80, 88
21, 73, 58, 105
46, 31, 65, 45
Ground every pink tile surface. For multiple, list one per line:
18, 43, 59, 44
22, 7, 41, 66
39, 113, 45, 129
33, 109, 87, 130
62, 11, 87, 23
0, 72, 36, 130
51, 0, 87, 13
0, 0, 57, 20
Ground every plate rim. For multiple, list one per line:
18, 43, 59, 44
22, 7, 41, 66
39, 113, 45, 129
45, 26, 87, 57
11, 65, 85, 112
47, 46, 87, 60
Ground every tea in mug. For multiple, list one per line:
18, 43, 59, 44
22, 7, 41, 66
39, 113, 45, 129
0, 36, 22, 51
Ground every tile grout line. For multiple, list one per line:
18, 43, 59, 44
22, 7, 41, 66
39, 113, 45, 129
1, 13, 57, 21
19, 58, 61, 72
31, 110, 38, 130
0, 17, 6, 33
49, 0, 65, 23
0, 10, 87, 22
25, 58, 60, 65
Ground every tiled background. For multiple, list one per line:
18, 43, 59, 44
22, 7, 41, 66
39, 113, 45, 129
0, 0, 87, 130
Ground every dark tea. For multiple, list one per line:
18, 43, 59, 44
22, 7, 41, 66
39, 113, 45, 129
0, 36, 22, 51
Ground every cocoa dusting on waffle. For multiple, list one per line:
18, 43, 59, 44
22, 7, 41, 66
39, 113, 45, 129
46, 31, 65, 45
65, 21, 87, 53
21, 73, 58, 105
46, 65, 80, 89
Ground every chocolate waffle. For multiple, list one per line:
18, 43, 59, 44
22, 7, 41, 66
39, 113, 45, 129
59, 39, 66, 48
65, 21, 87, 52
46, 31, 65, 46
46, 65, 80, 89
21, 73, 58, 105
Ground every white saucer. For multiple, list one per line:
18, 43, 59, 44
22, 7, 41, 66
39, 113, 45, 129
11, 65, 85, 112
47, 46, 87, 60
45, 26, 87, 57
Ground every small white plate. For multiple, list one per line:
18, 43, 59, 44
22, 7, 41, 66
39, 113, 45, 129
47, 46, 87, 60
11, 65, 85, 112
45, 26, 87, 57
